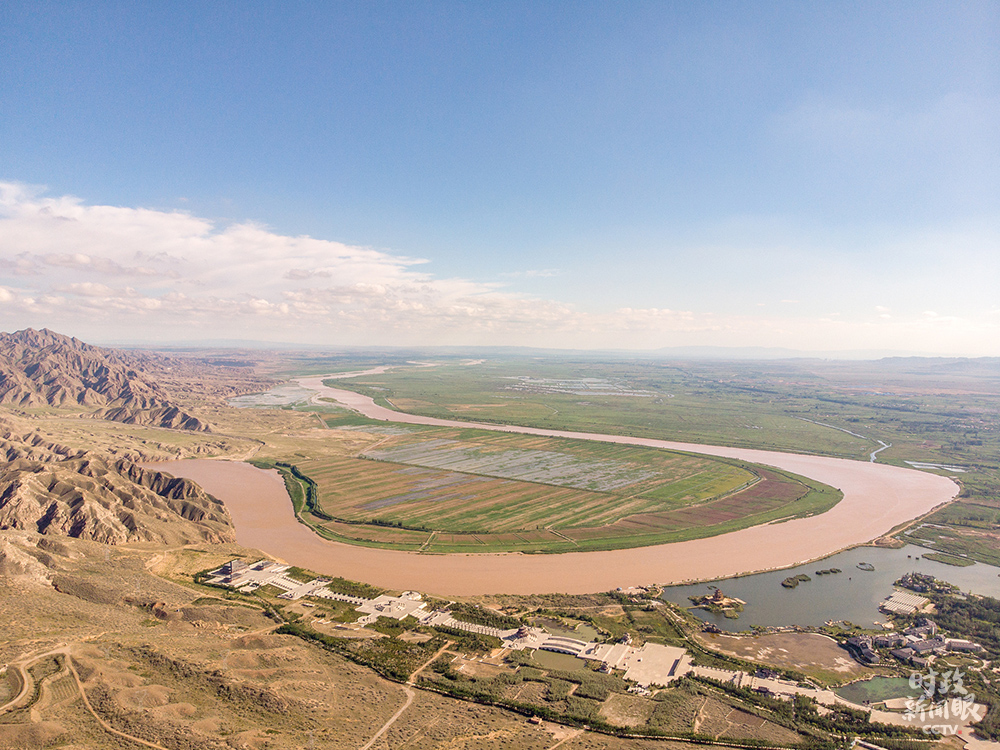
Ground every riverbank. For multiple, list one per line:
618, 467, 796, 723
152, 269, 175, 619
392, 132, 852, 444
150, 371, 959, 595
151, 447, 955, 596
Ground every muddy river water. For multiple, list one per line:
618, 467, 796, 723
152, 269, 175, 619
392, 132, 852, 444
154, 374, 958, 596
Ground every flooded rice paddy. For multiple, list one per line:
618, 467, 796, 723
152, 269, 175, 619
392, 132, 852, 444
365, 438, 660, 492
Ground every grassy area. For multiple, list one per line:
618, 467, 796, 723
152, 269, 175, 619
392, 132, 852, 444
325, 360, 876, 458
266, 424, 841, 553
325, 356, 998, 478
314, 355, 999, 563
899, 502, 1000, 566
920, 551, 976, 566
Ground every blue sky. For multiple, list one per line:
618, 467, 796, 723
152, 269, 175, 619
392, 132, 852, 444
1, 2, 997, 354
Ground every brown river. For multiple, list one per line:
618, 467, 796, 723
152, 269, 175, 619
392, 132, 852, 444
153, 373, 958, 596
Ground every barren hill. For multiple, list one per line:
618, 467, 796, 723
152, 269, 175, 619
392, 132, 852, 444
0, 413, 235, 546
0, 328, 210, 431
0, 454, 235, 545
0, 417, 85, 463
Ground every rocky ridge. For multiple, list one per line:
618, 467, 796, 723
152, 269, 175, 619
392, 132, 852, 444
0, 328, 210, 431
0, 418, 85, 462
0, 408, 235, 547
0, 452, 235, 545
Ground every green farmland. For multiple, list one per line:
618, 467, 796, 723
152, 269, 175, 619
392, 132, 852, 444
315, 354, 1000, 561
286, 426, 841, 553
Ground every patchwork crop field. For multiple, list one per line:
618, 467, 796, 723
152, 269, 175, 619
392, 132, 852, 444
310, 354, 1000, 562
292, 426, 840, 553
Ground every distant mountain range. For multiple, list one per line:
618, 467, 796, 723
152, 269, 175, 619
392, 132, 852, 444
0, 328, 209, 431
99, 337, 949, 361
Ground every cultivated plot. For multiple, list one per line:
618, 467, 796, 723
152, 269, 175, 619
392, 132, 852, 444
293, 427, 836, 553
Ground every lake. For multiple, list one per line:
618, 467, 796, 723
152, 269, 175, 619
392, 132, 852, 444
662, 544, 1000, 631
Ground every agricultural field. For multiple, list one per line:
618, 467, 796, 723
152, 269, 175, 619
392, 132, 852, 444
327, 355, 999, 465
289, 426, 839, 553
327, 359, 878, 458
361, 429, 750, 495
321, 355, 1000, 559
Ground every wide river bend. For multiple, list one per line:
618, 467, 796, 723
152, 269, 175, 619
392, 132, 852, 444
155, 374, 958, 596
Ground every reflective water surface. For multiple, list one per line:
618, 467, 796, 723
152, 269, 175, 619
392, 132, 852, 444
662, 544, 1000, 631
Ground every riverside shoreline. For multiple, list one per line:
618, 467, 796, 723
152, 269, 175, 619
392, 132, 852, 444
150, 372, 958, 596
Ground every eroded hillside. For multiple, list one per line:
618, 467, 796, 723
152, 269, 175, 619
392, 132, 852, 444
0, 532, 648, 750
0, 328, 211, 431
0, 455, 234, 545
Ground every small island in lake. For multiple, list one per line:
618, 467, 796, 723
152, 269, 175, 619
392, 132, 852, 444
896, 571, 960, 594
689, 587, 746, 618
781, 573, 811, 588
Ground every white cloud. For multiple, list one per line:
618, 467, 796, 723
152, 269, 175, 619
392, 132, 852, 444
54, 282, 119, 297
0, 182, 587, 344
777, 92, 999, 156
0, 183, 997, 355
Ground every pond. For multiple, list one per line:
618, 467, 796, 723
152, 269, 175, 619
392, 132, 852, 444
529, 649, 589, 672
834, 676, 923, 704
228, 384, 314, 407
530, 617, 601, 643
661, 544, 1000, 632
